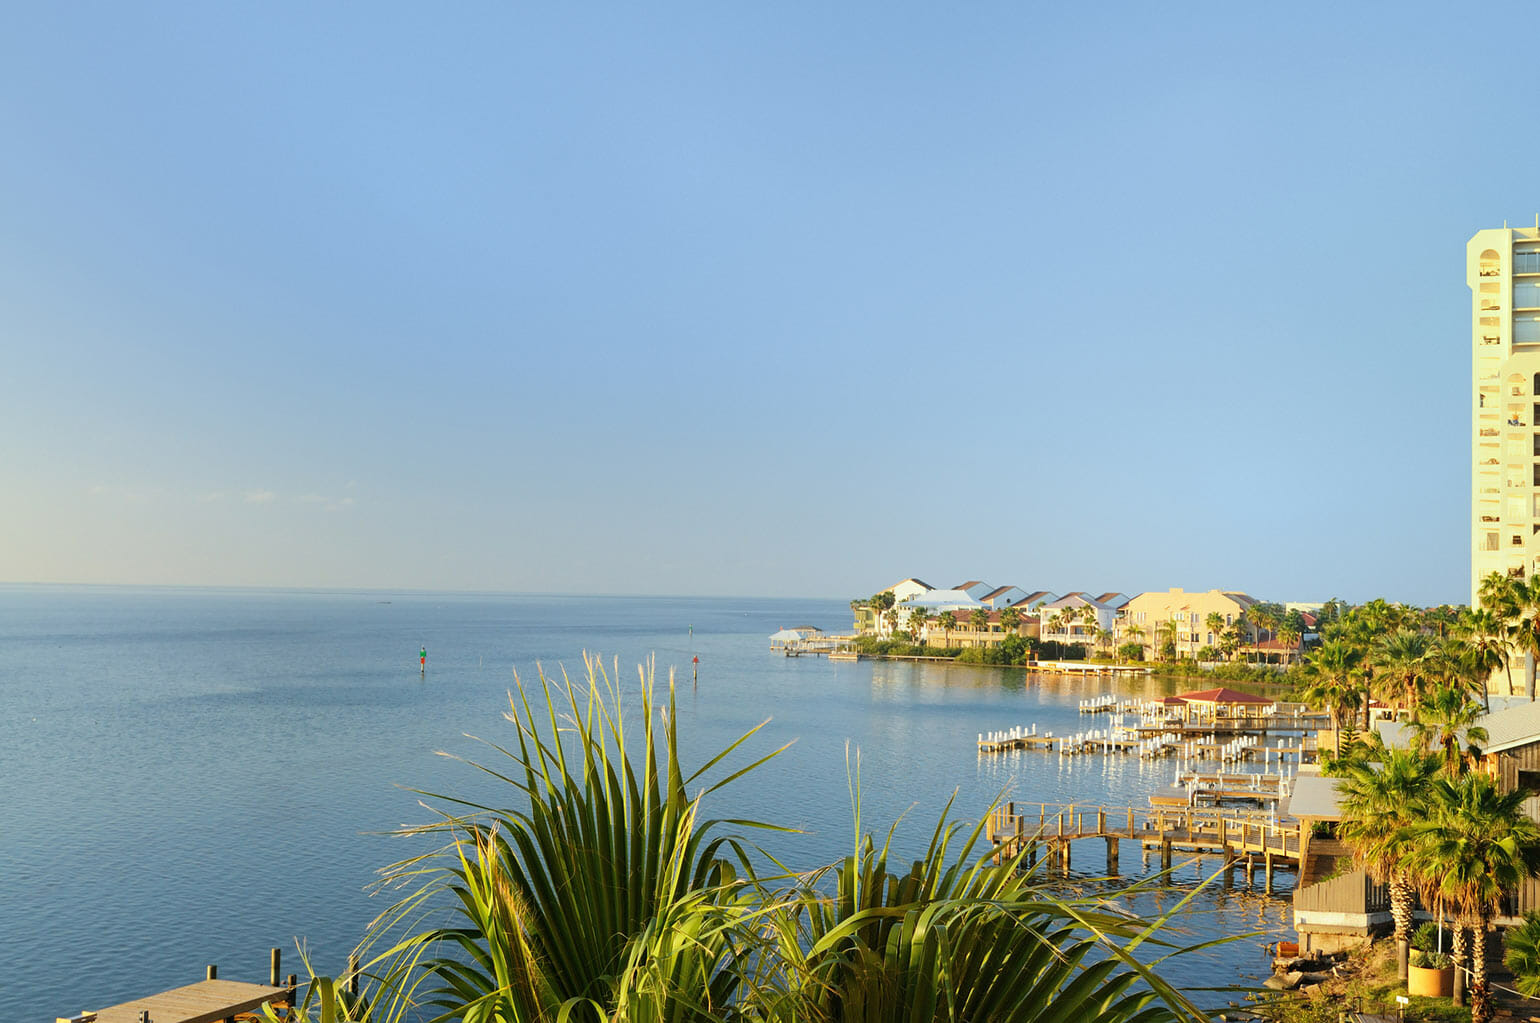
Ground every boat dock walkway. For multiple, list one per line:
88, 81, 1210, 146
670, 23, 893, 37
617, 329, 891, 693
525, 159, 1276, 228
979, 725, 1312, 764
986, 800, 1302, 883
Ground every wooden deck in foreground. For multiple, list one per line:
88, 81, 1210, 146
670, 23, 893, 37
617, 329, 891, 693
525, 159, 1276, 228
84, 979, 290, 1023
986, 801, 1303, 879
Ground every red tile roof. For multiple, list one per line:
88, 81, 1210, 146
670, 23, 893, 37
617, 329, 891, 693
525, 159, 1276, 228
1173, 687, 1274, 705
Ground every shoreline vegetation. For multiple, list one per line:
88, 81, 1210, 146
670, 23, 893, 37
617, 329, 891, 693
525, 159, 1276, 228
849, 635, 1295, 685
264, 657, 1215, 1023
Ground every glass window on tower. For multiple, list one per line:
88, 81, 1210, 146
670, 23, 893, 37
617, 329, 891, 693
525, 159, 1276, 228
1518, 250, 1540, 274
1519, 317, 1540, 344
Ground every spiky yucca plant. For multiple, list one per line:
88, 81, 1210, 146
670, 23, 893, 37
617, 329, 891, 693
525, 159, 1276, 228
271, 656, 1207, 1023
755, 773, 1206, 1023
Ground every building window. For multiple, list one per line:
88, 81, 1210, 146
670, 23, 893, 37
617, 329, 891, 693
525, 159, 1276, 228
1519, 250, 1540, 274
1517, 281, 1540, 309
1519, 318, 1540, 344
1515, 534, 1526, 546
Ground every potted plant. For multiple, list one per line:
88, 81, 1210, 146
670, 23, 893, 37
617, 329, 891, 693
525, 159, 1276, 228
1408, 948, 1455, 997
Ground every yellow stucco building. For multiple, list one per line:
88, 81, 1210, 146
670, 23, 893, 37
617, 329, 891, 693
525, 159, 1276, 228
1119, 588, 1257, 661
1470, 225, 1540, 604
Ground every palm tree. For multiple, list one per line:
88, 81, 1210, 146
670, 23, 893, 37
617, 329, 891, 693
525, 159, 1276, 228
1247, 606, 1276, 661
1405, 772, 1540, 1023
1155, 619, 1178, 662
1121, 621, 1145, 661
1511, 577, 1540, 701
867, 590, 896, 635
969, 607, 991, 648
1300, 640, 1363, 756
1205, 612, 1226, 658
937, 611, 957, 649
1503, 911, 1540, 997
1458, 608, 1510, 707
998, 606, 1021, 638
1045, 612, 1064, 656
1413, 682, 1489, 775
1371, 628, 1435, 719
1337, 748, 1440, 982
1277, 624, 1302, 664
908, 606, 931, 645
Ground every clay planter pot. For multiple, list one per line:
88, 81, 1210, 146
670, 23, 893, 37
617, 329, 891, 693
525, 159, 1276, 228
1407, 964, 1454, 998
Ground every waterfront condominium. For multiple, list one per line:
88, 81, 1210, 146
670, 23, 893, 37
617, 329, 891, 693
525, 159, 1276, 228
1470, 223, 1540, 606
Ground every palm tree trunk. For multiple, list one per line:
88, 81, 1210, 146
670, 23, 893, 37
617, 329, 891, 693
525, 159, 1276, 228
1390, 875, 1416, 981
1471, 919, 1490, 1023
1453, 924, 1467, 1008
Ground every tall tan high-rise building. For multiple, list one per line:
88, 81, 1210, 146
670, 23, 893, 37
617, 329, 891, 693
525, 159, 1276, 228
1470, 224, 1540, 607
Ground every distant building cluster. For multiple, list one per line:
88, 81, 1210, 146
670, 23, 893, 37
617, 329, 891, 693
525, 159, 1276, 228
854, 578, 1319, 664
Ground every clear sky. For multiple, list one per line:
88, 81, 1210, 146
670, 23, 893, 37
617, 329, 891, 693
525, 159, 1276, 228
2, 4, 1533, 605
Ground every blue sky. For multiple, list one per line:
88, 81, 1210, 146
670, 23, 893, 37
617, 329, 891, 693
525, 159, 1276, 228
1, 4, 1532, 604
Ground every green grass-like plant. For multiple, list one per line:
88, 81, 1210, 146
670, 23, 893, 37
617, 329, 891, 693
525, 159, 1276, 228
268, 655, 1212, 1023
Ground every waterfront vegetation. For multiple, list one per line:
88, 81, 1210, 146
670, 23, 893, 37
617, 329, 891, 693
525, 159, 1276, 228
267, 657, 1211, 1023
1251, 941, 1469, 1023
1291, 576, 1540, 1023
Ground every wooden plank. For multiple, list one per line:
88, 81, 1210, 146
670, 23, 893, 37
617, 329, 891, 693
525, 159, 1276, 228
90, 980, 287, 1023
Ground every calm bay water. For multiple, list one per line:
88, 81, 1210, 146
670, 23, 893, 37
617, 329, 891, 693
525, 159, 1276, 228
2, 586, 1291, 1021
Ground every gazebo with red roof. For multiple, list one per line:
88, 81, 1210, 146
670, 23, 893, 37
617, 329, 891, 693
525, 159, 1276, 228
1168, 686, 1276, 721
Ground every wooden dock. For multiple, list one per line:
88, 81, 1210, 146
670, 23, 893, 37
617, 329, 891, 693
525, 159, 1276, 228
87, 980, 290, 1023
986, 800, 1302, 883
64, 952, 300, 1023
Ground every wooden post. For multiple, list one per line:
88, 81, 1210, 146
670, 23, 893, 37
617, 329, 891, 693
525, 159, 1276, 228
207, 964, 218, 980
1265, 852, 1274, 892
271, 948, 281, 988
287, 974, 298, 1010
1160, 838, 1172, 870
1106, 836, 1119, 874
